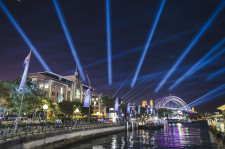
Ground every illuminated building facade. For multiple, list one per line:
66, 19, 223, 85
142, 100, 147, 107
28, 71, 105, 116
28, 71, 83, 103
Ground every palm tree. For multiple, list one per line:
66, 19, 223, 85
101, 96, 114, 108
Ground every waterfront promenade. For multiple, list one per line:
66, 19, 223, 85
0, 122, 126, 149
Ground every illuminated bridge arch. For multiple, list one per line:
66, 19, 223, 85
155, 95, 191, 111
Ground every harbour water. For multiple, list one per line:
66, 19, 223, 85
66, 122, 225, 149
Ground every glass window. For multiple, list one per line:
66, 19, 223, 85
32, 78, 37, 82
60, 87, 63, 94
76, 89, 80, 98
39, 84, 43, 88
45, 84, 49, 88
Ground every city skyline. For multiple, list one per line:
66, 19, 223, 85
0, 0, 225, 113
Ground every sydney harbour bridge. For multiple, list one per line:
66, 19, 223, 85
155, 95, 195, 113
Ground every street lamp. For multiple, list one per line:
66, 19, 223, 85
43, 104, 48, 121
96, 112, 99, 118
43, 104, 48, 110
75, 108, 79, 124
75, 108, 79, 113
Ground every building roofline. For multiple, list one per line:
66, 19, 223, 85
29, 71, 72, 82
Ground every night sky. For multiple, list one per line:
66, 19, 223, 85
0, 0, 225, 113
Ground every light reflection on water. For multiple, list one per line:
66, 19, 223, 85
66, 123, 225, 149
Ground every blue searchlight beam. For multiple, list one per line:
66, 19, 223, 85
122, 75, 149, 100
131, 0, 166, 88
52, 0, 86, 81
112, 72, 132, 98
191, 91, 225, 107
207, 67, 225, 80
105, 0, 112, 85
0, 0, 51, 72
85, 28, 195, 69
188, 84, 225, 107
155, 0, 225, 93
169, 37, 225, 90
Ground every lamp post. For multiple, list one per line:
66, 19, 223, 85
43, 104, 48, 121
75, 108, 79, 124
96, 112, 99, 120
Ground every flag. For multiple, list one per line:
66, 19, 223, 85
83, 88, 91, 107
138, 105, 140, 114
18, 51, 31, 92
127, 103, 130, 113
114, 98, 119, 111
164, 112, 165, 117
146, 108, 149, 114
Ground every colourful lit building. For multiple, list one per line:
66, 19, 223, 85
28, 71, 83, 102
142, 100, 147, 107
28, 71, 105, 117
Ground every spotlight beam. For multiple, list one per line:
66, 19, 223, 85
169, 37, 225, 90
52, 0, 85, 81
127, 83, 153, 102
131, 0, 166, 88
197, 48, 225, 70
0, 0, 51, 72
124, 83, 147, 101
85, 28, 194, 69
123, 82, 146, 101
188, 84, 225, 107
112, 72, 132, 98
105, 0, 112, 85
191, 91, 225, 107
207, 67, 225, 80
155, 1, 225, 93
122, 75, 149, 100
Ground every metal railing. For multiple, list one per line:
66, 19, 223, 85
0, 121, 125, 140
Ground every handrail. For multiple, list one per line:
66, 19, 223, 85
0, 121, 126, 140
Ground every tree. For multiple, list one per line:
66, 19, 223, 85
101, 95, 115, 115
4, 78, 43, 116
157, 108, 172, 118
58, 101, 74, 117
72, 101, 93, 117
0, 81, 10, 98
80, 106, 93, 117
41, 96, 58, 118
0, 80, 11, 108
101, 96, 115, 108
135, 106, 147, 118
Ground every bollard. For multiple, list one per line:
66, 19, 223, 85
127, 122, 128, 131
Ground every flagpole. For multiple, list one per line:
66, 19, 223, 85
18, 92, 24, 117
86, 71, 91, 123
16, 51, 31, 128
